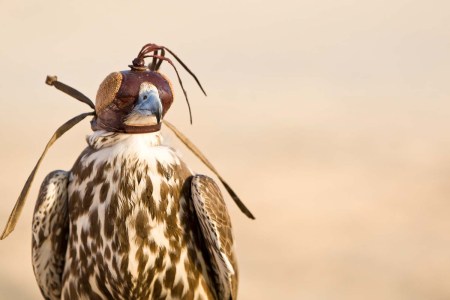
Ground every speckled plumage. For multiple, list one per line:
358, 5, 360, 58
32, 131, 238, 300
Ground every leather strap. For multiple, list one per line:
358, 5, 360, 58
0, 112, 95, 239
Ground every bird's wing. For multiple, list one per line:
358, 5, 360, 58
191, 175, 238, 300
32, 170, 69, 300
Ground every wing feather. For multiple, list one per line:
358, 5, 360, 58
191, 175, 238, 300
32, 170, 69, 300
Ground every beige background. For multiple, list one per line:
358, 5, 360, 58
1, 0, 450, 299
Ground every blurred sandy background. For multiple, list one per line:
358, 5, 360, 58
1, 0, 450, 299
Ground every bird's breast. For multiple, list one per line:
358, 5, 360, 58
63, 140, 206, 298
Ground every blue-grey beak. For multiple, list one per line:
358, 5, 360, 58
134, 89, 162, 123
124, 83, 163, 126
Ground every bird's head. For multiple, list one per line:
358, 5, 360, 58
91, 43, 206, 133
92, 69, 173, 133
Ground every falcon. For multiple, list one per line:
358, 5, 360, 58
1, 43, 254, 300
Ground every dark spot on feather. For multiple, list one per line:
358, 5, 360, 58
99, 182, 109, 203
77, 159, 95, 182
172, 281, 184, 298
164, 265, 176, 288
113, 170, 119, 182
135, 211, 150, 239
104, 245, 111, 259
153, 279, 162, 299
82, 182, 95, 209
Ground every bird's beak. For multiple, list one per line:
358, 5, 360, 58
124, 90, 162, 126
136, 91, 162, 123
